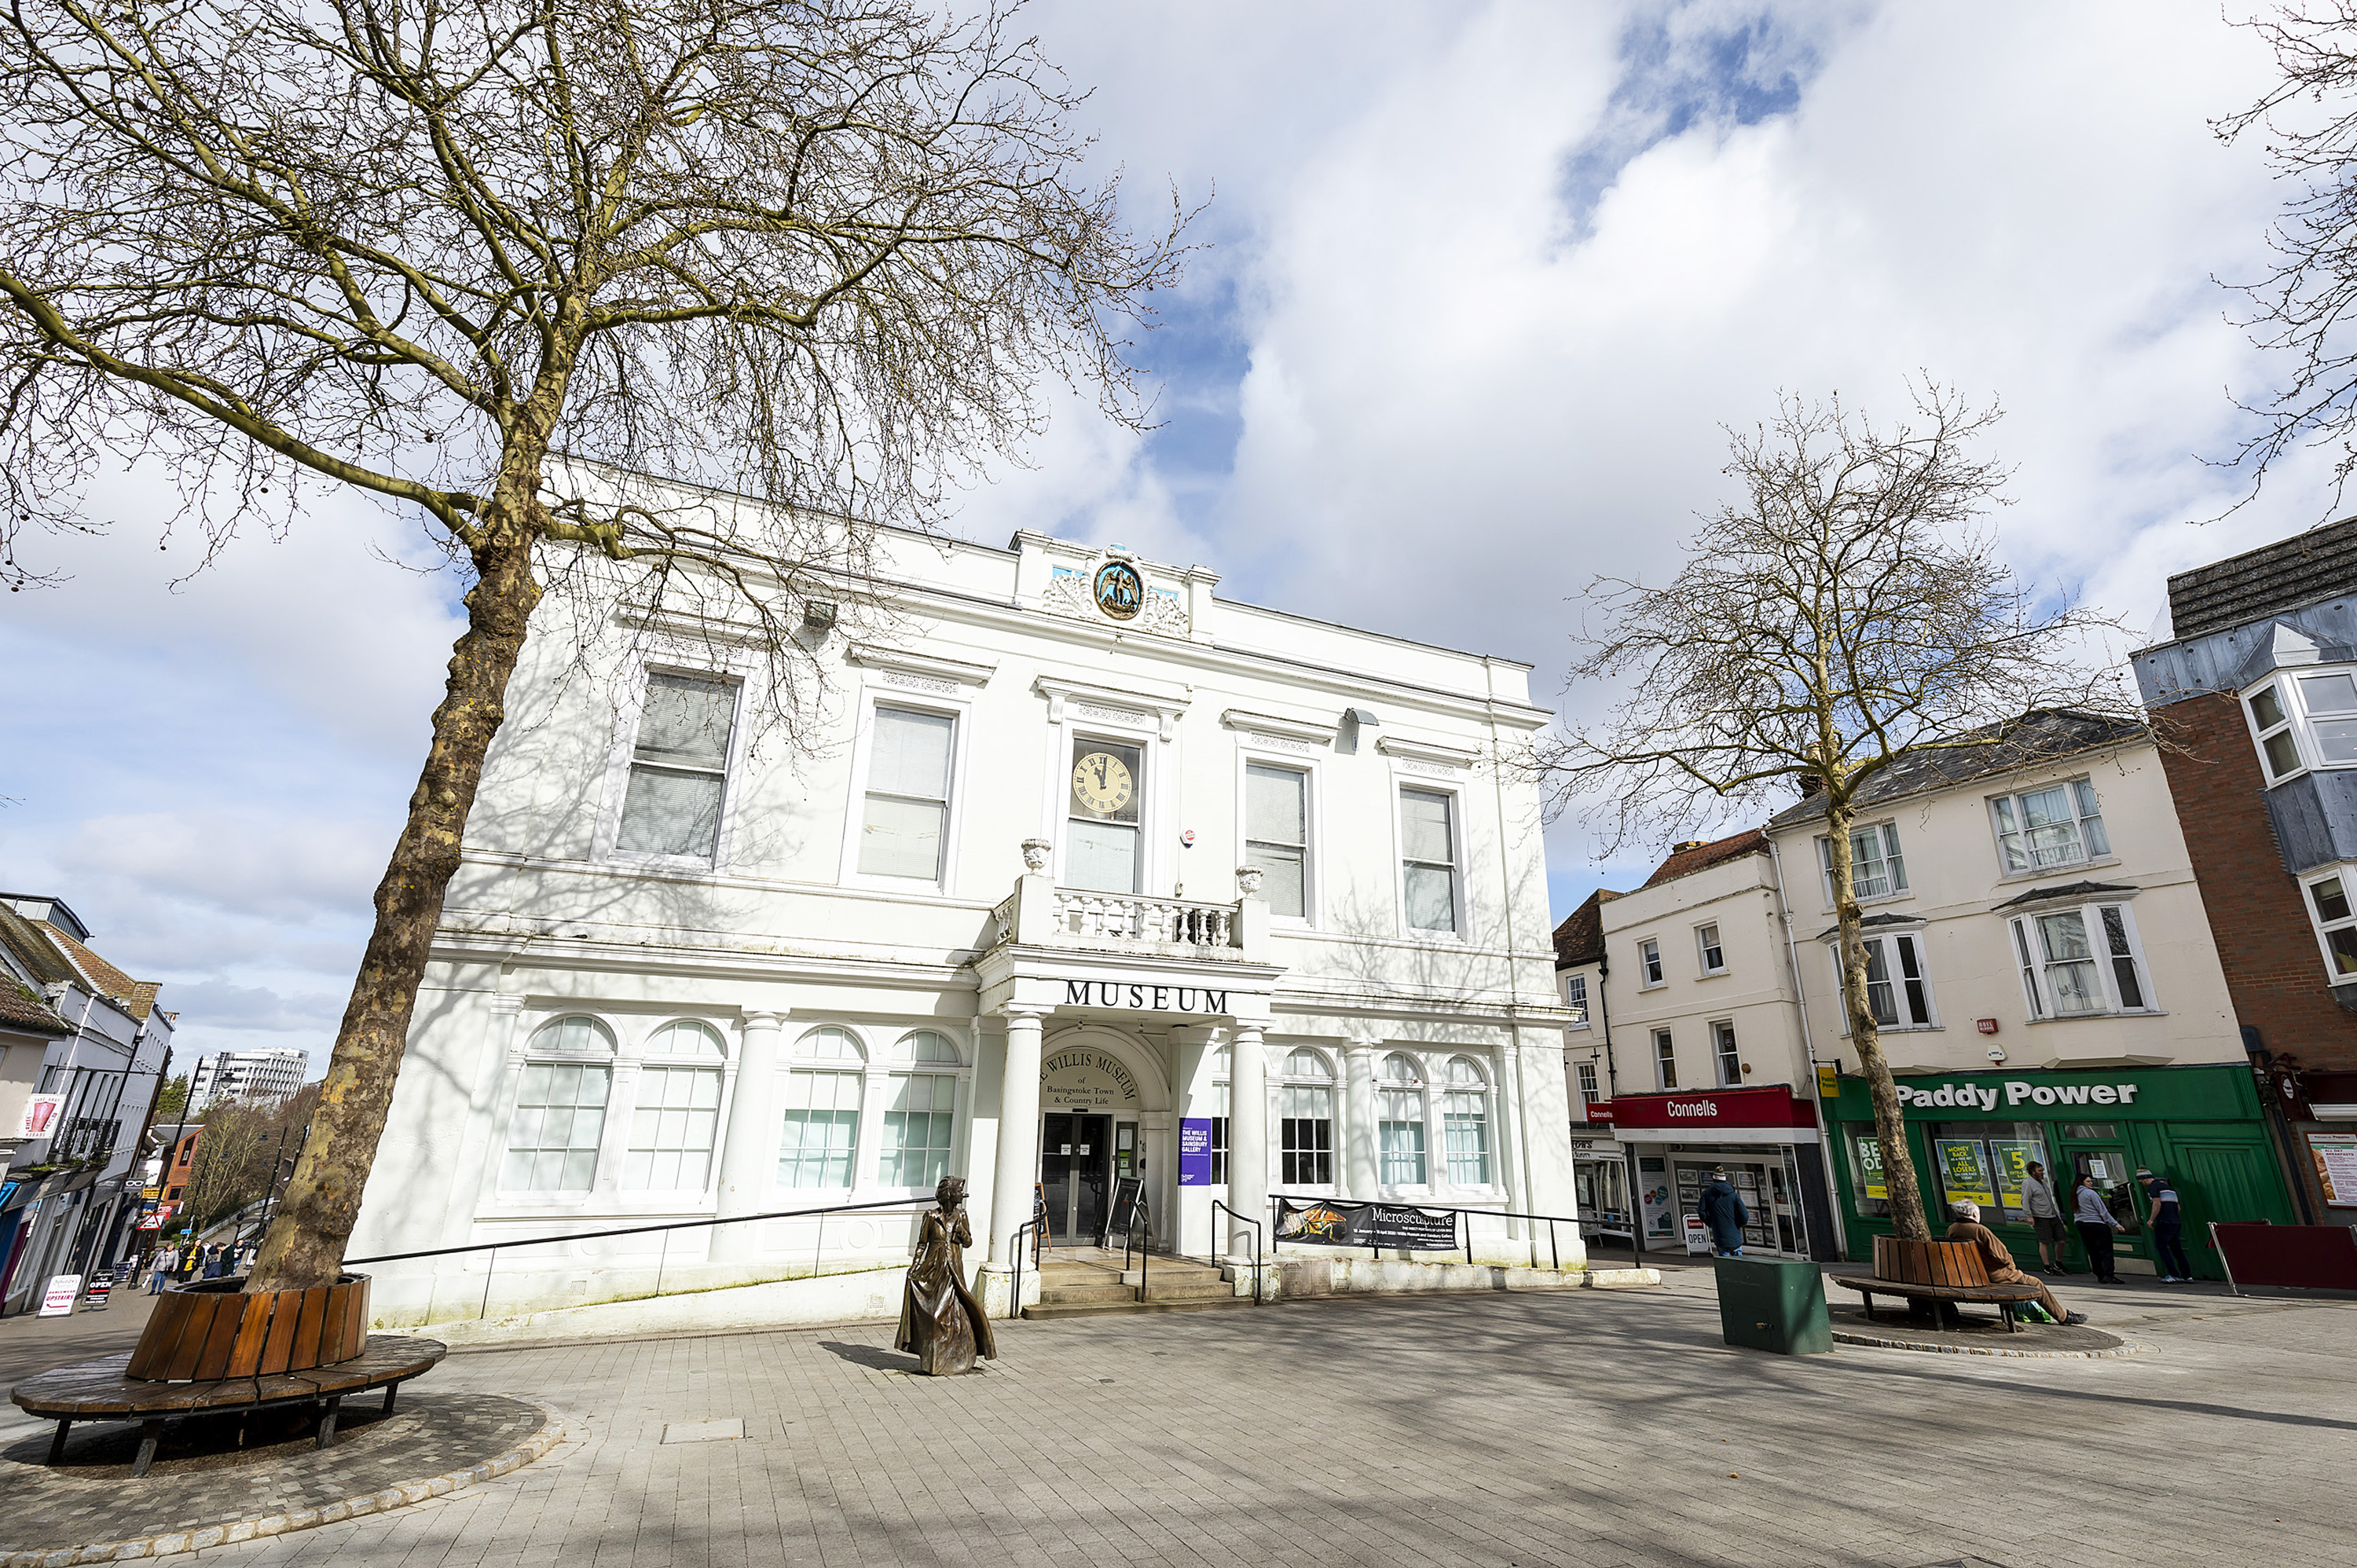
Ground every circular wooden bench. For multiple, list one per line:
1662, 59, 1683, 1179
1829, 1275, 2046, 1332
10, 1335, 446, 1475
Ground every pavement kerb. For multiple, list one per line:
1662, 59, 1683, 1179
1827, 1328, 2157, 1359
0, 1401, 568, 1567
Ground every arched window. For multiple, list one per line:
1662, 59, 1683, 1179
1278, 1048, 1335, 1187
779, 1027, 866, 1189
1441, 1056, 1490, 1185
1378, 1053, 1427, 1186
643, 1019, 727, 1059
892, 1030, 962, 1064
882, 1031, 959, 1188
625, 1020, 726, 1190
504, 1016, 616, 1192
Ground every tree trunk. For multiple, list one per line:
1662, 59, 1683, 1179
1825, 793, 1932, 1240
244, 497, 544, 1291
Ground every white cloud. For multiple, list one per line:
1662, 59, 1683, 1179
9, 0, 2341, 1021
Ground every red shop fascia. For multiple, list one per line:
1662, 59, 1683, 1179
1604, 1084, 1822, 1145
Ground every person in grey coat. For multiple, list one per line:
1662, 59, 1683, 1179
1698, 1168, 1749, 1256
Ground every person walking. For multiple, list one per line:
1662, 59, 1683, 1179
2020, 1160, 2068, 1274
1699, 1167, 1749, 1258
146, 1245, 177, 1293
2141, 1170, 2194, 1282
2073, 1171, 2126, 1284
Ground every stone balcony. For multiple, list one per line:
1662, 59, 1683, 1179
987, 869, 1271, 965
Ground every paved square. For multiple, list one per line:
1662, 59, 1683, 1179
20, 1270, 2355, 1568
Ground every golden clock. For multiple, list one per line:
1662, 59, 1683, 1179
1071, 751, 1135, 815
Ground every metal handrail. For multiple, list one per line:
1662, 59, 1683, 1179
1120, 1199, 1150, 1303
1007, 1218, 1045, 1321
343, 1194, 930, 1266
1267, 1193, 1587, 1273
1211, 1199, 1263, 1306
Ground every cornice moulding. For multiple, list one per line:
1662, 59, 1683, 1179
844, 641, 998, 687
1221, 708, 1342, 745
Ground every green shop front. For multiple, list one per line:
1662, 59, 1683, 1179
1821, 1063, 2295, 1279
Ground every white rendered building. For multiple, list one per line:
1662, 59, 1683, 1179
351, 485, 1580, 1324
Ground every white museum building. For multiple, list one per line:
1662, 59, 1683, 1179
349, 479, 1582, 1324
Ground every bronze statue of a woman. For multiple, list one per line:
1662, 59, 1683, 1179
896, 1176, 998, 1376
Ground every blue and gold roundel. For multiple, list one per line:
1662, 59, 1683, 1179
1093, 559, 1143, 621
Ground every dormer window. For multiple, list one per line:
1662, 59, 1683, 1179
2245, 668, 2357, 782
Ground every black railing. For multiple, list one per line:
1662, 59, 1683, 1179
1006, 1218, 1046, 1321
1266, 1195, 1589, 1273
345, 1195, 937, 1324
1120, 1200, 1150, 1303
1211, 1199, 1263, 1305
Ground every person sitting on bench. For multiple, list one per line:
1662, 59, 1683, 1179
1947, 1201, 2086, 1324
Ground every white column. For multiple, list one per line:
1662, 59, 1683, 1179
1343, 1035, 1380, 1198
986, 1006, 1048, 1269
712, 1011, 784, 1262
1226, 1021, 1269, 1262
1495, 1041, 1532, 1265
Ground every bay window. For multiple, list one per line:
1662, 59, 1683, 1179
1989, 779, 2110, 874
2010, 900, 2154, 1018
2302, 869, 2357, 980
2245, 667, 2357, 782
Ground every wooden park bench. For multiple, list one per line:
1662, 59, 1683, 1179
11, 1335, 445, 1476
1830, 1236, 2045, 1333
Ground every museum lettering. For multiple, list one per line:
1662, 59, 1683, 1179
1062, 980, 1230, 1013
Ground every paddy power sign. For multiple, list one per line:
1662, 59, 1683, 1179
1894, 1079, 2143, 1112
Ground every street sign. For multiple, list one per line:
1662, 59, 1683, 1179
38, 1275, 82, 1317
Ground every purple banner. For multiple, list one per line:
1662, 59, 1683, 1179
1178, 1117, 1215, 1185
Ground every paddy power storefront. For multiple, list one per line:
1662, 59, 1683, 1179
1823, 1063, 2297, 1280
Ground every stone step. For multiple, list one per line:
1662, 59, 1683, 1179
1020, 1295, 1257, 1321
1039, 1283, 1135, 1306
1140, 1280, 1237, 1302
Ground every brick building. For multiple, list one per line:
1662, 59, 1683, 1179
2132, 518, 2357, 1221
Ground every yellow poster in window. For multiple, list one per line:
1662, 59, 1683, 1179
1855, 1136, 1887, 1201
1990, 1139, 2044, 1213
1936, 1138, 1997, 1208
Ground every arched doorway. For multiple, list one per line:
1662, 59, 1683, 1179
1037, 1027, 1163, 1242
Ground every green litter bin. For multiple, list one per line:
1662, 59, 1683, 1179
1713, 1256, 1833, 1354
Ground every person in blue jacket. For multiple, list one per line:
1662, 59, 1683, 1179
1699, 1168, 1749, 1256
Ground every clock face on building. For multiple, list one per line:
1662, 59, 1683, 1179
1071, 751, 1135, 815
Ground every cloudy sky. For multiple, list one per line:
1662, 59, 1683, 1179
0, 2, 2333, 1073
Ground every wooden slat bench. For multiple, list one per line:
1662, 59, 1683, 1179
1830, 1235, 2047, 1333
10, 1334, 445, 1476
1829, 1274, 2046, 1332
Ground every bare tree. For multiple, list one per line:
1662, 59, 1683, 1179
2216, 3, 2357, 510
1539, 389, 2136, 1241
0, 0, 1186, 1288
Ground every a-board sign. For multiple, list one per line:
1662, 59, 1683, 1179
1102, 1175, 1146, 1244
38, 1275, 81, 1317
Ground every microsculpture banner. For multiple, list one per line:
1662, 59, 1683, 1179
1274, 1196, 1458, 1251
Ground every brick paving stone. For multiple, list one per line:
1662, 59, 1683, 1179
35, 1275, 2335, 1568
0, 1392, 550, 1555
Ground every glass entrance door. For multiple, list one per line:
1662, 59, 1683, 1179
1040, 1112, 1112, 1242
